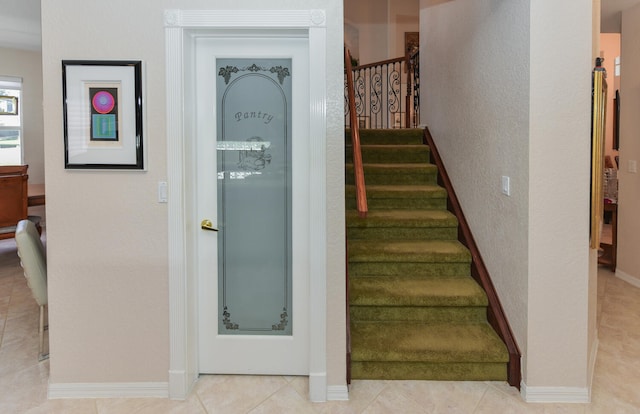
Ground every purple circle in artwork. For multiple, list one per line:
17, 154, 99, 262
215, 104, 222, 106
92, 91, 115, 114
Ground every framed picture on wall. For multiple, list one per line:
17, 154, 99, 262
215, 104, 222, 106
0, 96, 18, 115
62, 60, 144, 169
405, 32, 419, 55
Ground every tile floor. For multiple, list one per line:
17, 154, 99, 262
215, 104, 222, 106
1, 233, 639, 413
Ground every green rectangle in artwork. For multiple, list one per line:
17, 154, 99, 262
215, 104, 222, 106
91, 114, 117, 140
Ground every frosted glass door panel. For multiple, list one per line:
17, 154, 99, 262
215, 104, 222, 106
216, 59, 292, 335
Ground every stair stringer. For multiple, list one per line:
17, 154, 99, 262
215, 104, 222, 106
423, 127, 522, 389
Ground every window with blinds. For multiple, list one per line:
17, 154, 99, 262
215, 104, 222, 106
0, 76, 23, 165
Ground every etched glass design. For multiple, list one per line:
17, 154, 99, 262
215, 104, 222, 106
216, 59, 292, 335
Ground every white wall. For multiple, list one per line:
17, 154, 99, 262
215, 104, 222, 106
41, 0, 345, 391
0, 46, 44, 184
345, 0, 419, 64
420, 0, 530, 376
389, 0, 420, 58
617, 4, 640, 285
420, 0, 594, 396
528, 0, 593, 391
344, 0, 389, 64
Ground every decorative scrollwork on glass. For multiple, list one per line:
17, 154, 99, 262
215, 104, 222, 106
219, 64, 291, 85
271, 308, 289, 331
270, 66, 291, 84
222, 306, 239, 330
218, 66, 239, 84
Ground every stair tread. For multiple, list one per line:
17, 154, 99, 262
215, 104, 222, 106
350, 321, 509, 363
346, 209, 458, 227
350, 276, 487, 307
348, 239, 471, 262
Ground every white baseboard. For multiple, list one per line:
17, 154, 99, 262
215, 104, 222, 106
327, 385, 349, 401
49, 382, 169, 399
588, 335, 599, 396
615, 269, 640, 288
520, 382, 590, 403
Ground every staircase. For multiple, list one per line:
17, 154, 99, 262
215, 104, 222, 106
346, 128, 509, 381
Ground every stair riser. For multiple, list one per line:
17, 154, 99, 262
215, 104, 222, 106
350, 306, 487, 323
346, 197, 447, 210
346, 173, 437, 186
347, 227, 457, 240
348, 262, 470, 278
350, 362, 507, 381
346, 130, 424, 146
346, 147, 431, 164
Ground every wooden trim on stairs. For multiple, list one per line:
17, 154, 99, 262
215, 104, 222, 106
423, 127, 522, 389
346, 237, 352, 384
344, 48, 368, 218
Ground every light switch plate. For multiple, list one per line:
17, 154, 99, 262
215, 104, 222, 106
158, 181, 168, 203
501, 176, 511, 196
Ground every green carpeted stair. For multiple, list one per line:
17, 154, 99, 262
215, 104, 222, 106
346, 128, 509, 381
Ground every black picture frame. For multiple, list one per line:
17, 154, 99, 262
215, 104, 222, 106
62, 60, 143, 169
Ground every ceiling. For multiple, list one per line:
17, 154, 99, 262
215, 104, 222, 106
0, 0, 638, 51
0, 0, 41, 51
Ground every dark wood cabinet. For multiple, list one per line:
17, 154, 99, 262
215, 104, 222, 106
599, 203, 617, 271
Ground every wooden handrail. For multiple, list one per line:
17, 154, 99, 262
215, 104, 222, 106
352, 55, 405, 70
424, 127, 522, 389
345, 48, 368, 218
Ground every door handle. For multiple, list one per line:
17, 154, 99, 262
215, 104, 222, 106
201, 219, 219, 232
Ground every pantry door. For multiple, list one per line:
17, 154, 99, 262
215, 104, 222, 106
195, 35, 310, 375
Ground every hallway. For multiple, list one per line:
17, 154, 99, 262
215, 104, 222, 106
1, 234, 639, 413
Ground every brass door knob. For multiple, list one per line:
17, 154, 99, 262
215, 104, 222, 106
201, 219, 219, 232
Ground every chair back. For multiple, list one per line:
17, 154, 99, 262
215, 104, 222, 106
0, 165, 29, 239
15, 219, 47, 306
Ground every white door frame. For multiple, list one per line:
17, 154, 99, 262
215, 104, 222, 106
164, 9, 328, 401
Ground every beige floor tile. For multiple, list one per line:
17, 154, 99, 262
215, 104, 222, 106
24, 399, 98, 414
388, 380, 489, 413
195, 375, 288, 414
95, 395, 206, 414
360, 384, 431, 414
0, 363, 49, 413
474, 385, 542, 414
248, 384, 317, 414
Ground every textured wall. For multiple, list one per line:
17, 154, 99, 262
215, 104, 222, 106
420, 0, 531, 377
420, 0, 594, 390
41, 0, 345, 388
528, 0, 592, 389
617, 4, 640, 284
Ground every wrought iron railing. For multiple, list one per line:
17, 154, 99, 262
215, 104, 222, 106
345, 51, 420, 129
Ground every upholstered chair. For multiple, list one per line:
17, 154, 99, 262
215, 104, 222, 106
15, 219, 48, 361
